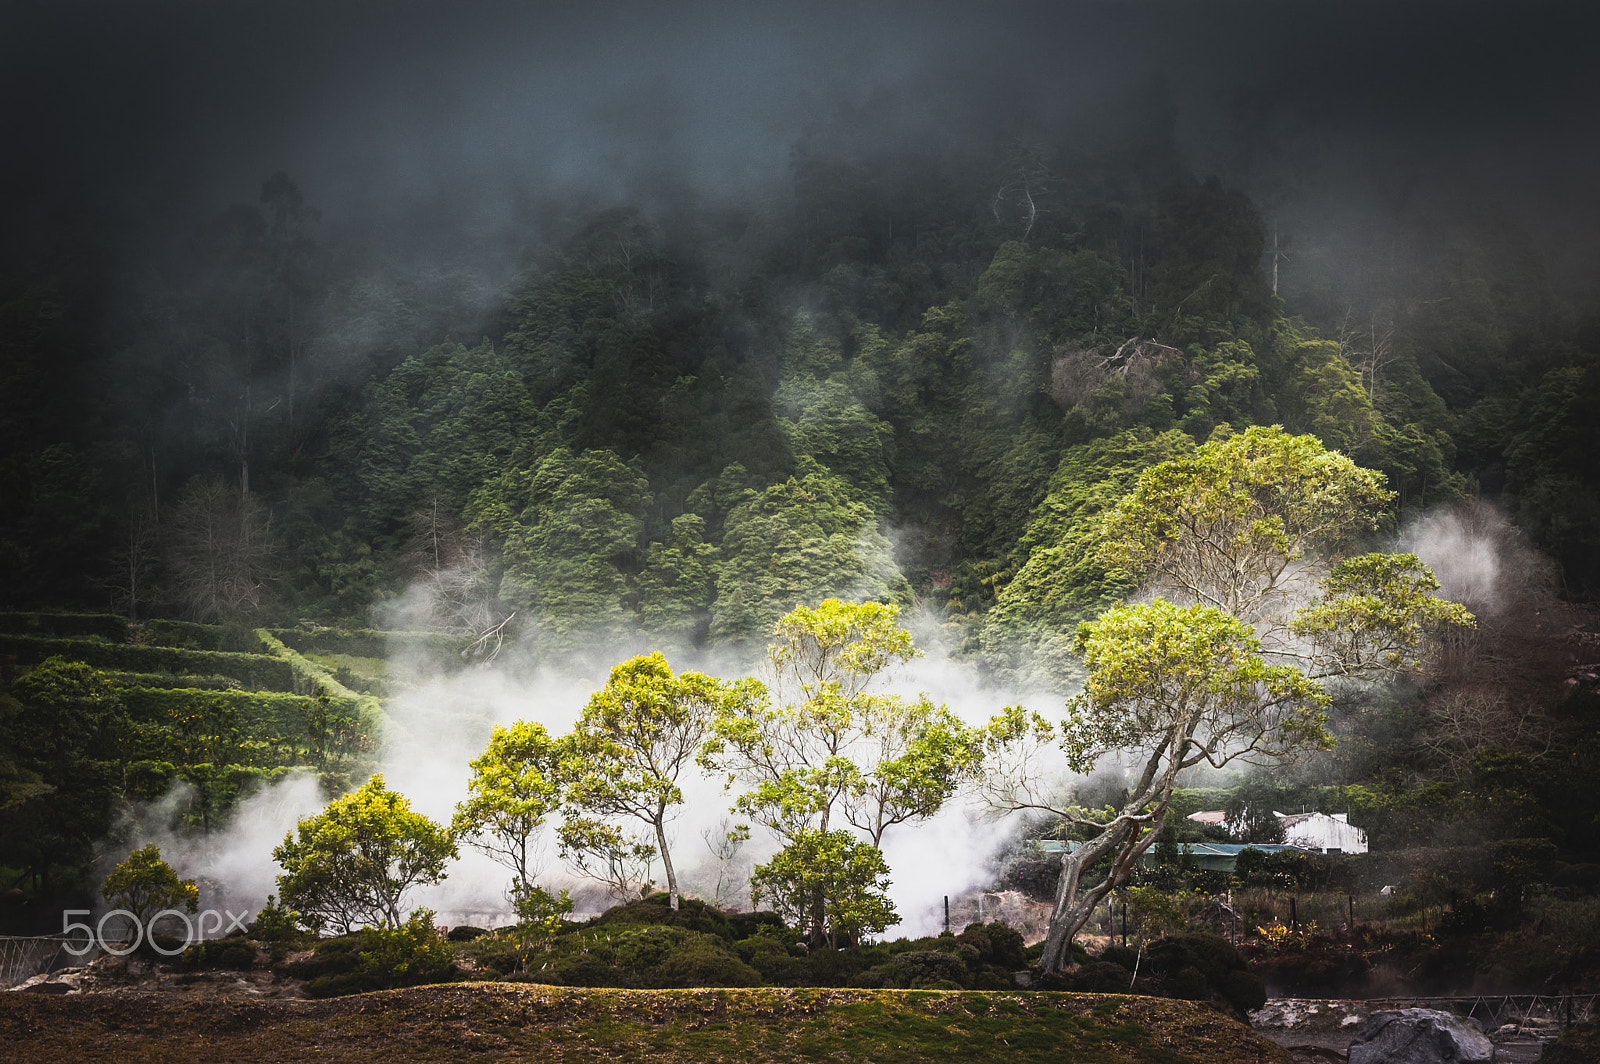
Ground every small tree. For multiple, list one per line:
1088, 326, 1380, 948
452, 721, 566, 903
511, 884, 574, 968
101, 843, 199, 928
274, 775, 456, 933
749, 829, 899, 950
566, 652, 758, 910
703, 599, 978, 944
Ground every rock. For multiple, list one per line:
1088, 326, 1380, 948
1347, 1008, 1495, 1063
22, 981, 74, 995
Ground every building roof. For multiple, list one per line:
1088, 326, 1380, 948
1032, 840, 1308, 856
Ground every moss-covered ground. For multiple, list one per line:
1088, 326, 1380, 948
0, 984, 1290, 1064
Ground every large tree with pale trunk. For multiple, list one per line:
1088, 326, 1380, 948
978, 426, 1473, 972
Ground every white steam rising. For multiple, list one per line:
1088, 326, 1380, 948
1402, 506, 1508, 619
102, 598, 1074, 940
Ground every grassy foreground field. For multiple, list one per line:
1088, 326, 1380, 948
0, 984, 1289, 1064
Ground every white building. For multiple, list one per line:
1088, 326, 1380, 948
1184, 809, 1369, 854
1273, 811, 1368, 854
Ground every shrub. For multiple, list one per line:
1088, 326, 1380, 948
887, 949, 975, 989
958, 921, 1027, 970
736, 929, 807, 985
295, 911, 460, 997
653, 936, 764, 987
1172, 965, 1208, 999
182, 939, 258, 971
540, 925, 767, 989
1099, 945, 1138, 972
447, 925, 489, 942
1144, 932, 1266, 1015
595, 894, 735, 940
358, 909, 456, 983
101, 843, 199, 924
1221, 968, 1268, 1011
252, 895, 303, 945
725, 910, 786, 940
1058, 961, 1137, 993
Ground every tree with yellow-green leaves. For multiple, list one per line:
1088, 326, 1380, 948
452, 720, 568, 904
274, 775, 456, 934
978, 426, 1474, 972
563, 652, 760, 910
101, 843, 199, 925
702, 599, 980, 946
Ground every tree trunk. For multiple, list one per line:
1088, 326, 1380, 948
655, 814, 679, 910
1037, 809, 1172, 972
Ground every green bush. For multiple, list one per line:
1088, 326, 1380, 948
593, 894, 736, 940
252, 895, 303, 945
540, 924, 765, 989
872, 949, 974, 989
653, 935, 764, 987
957, 921, 1027, 969
1056, 960, 1136, 993
736, 929, 808, 985
1144, 932, 1266, 1015
726, 910, 787, 940
294, 911, 460, 997
183, 938, 259, 971
1099, 945, 1138, 972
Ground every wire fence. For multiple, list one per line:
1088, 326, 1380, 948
0, 935, 71, 988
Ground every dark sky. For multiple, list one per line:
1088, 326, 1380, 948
5, 1, 1599, 294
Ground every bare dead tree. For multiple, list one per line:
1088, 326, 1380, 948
164, 475, 279, 622
399, 494, 509, 647
993, 141, 1051, 241
1336, 306, 1398, 400
104, 503, 160, 621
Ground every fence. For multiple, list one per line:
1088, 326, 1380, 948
0, 935, 73, 988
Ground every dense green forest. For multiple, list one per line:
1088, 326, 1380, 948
5, 127, 1597, 657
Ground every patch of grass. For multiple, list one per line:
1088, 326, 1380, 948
0, 985, 1292, 1063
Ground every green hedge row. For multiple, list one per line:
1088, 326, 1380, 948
0, 612, 128, 640
137, 619, 264, 653
120, 761, 305, 804
270, 627, 468, 660
118, 686, 321, 732
100, 671, 244, 691
271, 628, 389, 659
0, 635, 296, 691
255, 630, 365, 701
0, 613, 266, 652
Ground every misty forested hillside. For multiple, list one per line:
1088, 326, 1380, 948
4, 136, 1598, 672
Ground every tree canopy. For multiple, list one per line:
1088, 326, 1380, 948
980, 428, 1473, 970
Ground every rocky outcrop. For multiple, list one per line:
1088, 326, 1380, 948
1347, 1007, 1494, 1063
